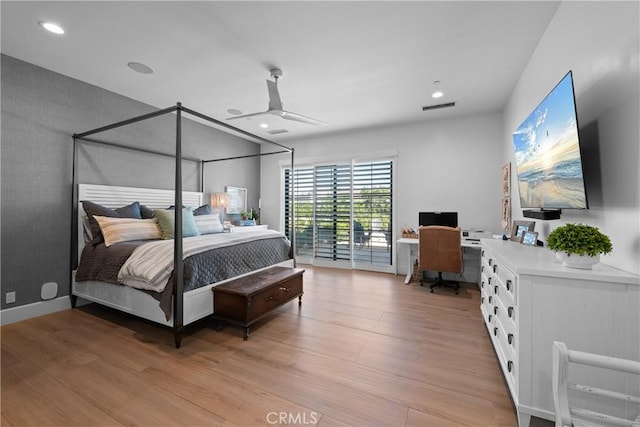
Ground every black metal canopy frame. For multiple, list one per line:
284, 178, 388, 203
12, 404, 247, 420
71, 102, 296, 348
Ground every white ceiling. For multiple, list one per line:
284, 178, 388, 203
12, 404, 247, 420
1, 1, 560, 142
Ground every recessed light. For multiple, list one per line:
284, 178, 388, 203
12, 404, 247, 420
432, 91, 444, 98
39, 21, 64, 34
227, 109, 243, 115
260, 123, 269, 129
127, 62, 154, 74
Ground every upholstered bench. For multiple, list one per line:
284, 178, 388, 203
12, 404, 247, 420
212, 266, 304, 340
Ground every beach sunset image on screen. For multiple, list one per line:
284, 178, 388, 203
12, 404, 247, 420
512, 72, 587, 209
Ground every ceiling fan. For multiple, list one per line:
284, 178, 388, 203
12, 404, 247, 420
227, 68, 327, 127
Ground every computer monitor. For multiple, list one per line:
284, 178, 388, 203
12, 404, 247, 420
419, 211, 458, 228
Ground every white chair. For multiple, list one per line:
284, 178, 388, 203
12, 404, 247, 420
552, 341, 640, 427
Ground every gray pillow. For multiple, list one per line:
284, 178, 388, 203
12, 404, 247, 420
193, 204, 212, 216
82, 200, 142, 245
139, 204, 155, 219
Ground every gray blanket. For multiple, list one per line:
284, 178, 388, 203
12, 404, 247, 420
75, 236, 292, 319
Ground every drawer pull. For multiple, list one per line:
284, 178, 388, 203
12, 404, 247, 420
279, 287, 291, 292
481, 250, 485, 257
488, 277, 492, 285
507, 360, 513, 372
493, 327, 498, 337
506, 280, 512, 291
488, 296, 493, 304
493, 264, 497, 274
494, 285, 498, 295
481, 297, 484, 304
488, 314, 493, 323
508, 306, 514, 318
493, 306, 498, 315
508, 333, 514, 345
481, 280, 485, 288
481, 266, 485, 273
488, 258, 493, 267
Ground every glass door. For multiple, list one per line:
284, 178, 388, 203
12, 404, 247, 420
284, 158, 393, 272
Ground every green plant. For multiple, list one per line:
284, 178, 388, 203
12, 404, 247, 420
240, 209, 259, 221
546, 223, 612, 257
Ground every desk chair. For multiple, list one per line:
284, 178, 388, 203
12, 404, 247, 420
419, 225, 463, 294
552, 341, 640, 427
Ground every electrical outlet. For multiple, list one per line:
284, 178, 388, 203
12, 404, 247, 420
6, 292, 16, 304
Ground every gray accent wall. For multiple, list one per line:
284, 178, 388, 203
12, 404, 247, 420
1, 54, 261, 309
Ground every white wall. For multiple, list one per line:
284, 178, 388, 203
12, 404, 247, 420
503, 1, 640, 274
260, 112, 503, 274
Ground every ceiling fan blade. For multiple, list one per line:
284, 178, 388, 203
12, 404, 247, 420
227, 71, 327, 127
226, 111, 270, 121
280, 110, 327, 126
266, 80, 283, 111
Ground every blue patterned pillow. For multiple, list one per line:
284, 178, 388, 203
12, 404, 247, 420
193, 214, 224, 234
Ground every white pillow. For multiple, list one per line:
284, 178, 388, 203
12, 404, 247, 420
93, 215, 161, 247
193, 214, 224, 235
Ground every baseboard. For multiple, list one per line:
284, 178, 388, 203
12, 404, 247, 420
0, 296, 72, 326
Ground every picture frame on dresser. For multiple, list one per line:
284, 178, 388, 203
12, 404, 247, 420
510, 220, 535, 242
520, 230, 538, 246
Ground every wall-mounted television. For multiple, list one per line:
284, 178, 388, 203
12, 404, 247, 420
419, 211, 458, 228
512, 71, 588, 212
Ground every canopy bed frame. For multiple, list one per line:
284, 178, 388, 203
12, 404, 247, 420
71, 102, 296, 348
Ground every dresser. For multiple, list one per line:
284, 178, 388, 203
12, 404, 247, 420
479, 239, 640, 426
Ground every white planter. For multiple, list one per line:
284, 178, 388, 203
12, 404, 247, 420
556, 252, 600, 270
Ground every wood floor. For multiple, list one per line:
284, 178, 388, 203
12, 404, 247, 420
1, 266, 519, 426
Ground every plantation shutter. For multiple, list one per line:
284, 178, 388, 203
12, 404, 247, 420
353, 160, 393, 265
314, 164, 352, 261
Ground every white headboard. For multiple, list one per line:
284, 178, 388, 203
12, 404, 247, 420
77, 184, 203, 256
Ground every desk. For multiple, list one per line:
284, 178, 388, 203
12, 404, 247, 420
396, 237, 482, 284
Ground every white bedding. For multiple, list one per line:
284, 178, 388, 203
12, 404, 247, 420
117, 230, 286, 292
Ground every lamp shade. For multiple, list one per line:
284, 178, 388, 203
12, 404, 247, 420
211, 192, 228, 208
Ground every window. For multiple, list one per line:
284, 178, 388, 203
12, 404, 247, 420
284, 158, 393, 271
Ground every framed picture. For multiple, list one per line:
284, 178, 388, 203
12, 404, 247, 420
502, 163, 511, 197
521, 230, 539, 246
501, 197, 511, 231
510, 220, 535, 242
226, 186, 247, 214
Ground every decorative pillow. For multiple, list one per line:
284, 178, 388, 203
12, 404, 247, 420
139, 204, 155, 219
168, 204, 211, 216
81, 215, 93, 242
193, 204, 212, 216
82, 200, 142, 244
154, 208, 200, 239
93, 216, 161, 247
193, 214, 224, 234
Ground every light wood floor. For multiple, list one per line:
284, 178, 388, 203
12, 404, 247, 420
2, 266, 521, 426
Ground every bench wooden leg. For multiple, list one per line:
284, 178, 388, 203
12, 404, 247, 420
298, 294, 303, 306
243, 327, 250, 340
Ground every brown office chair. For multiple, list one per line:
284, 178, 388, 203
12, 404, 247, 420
419, 225, 463, 294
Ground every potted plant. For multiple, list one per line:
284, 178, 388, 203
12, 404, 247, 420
546, 223, 612, 269
239, 209, 258, 226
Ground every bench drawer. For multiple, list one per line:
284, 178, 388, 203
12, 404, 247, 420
212, 266, 304, 339
245, 274, 303, 321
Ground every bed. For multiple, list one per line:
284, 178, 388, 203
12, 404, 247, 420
71, 104, 297, 347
